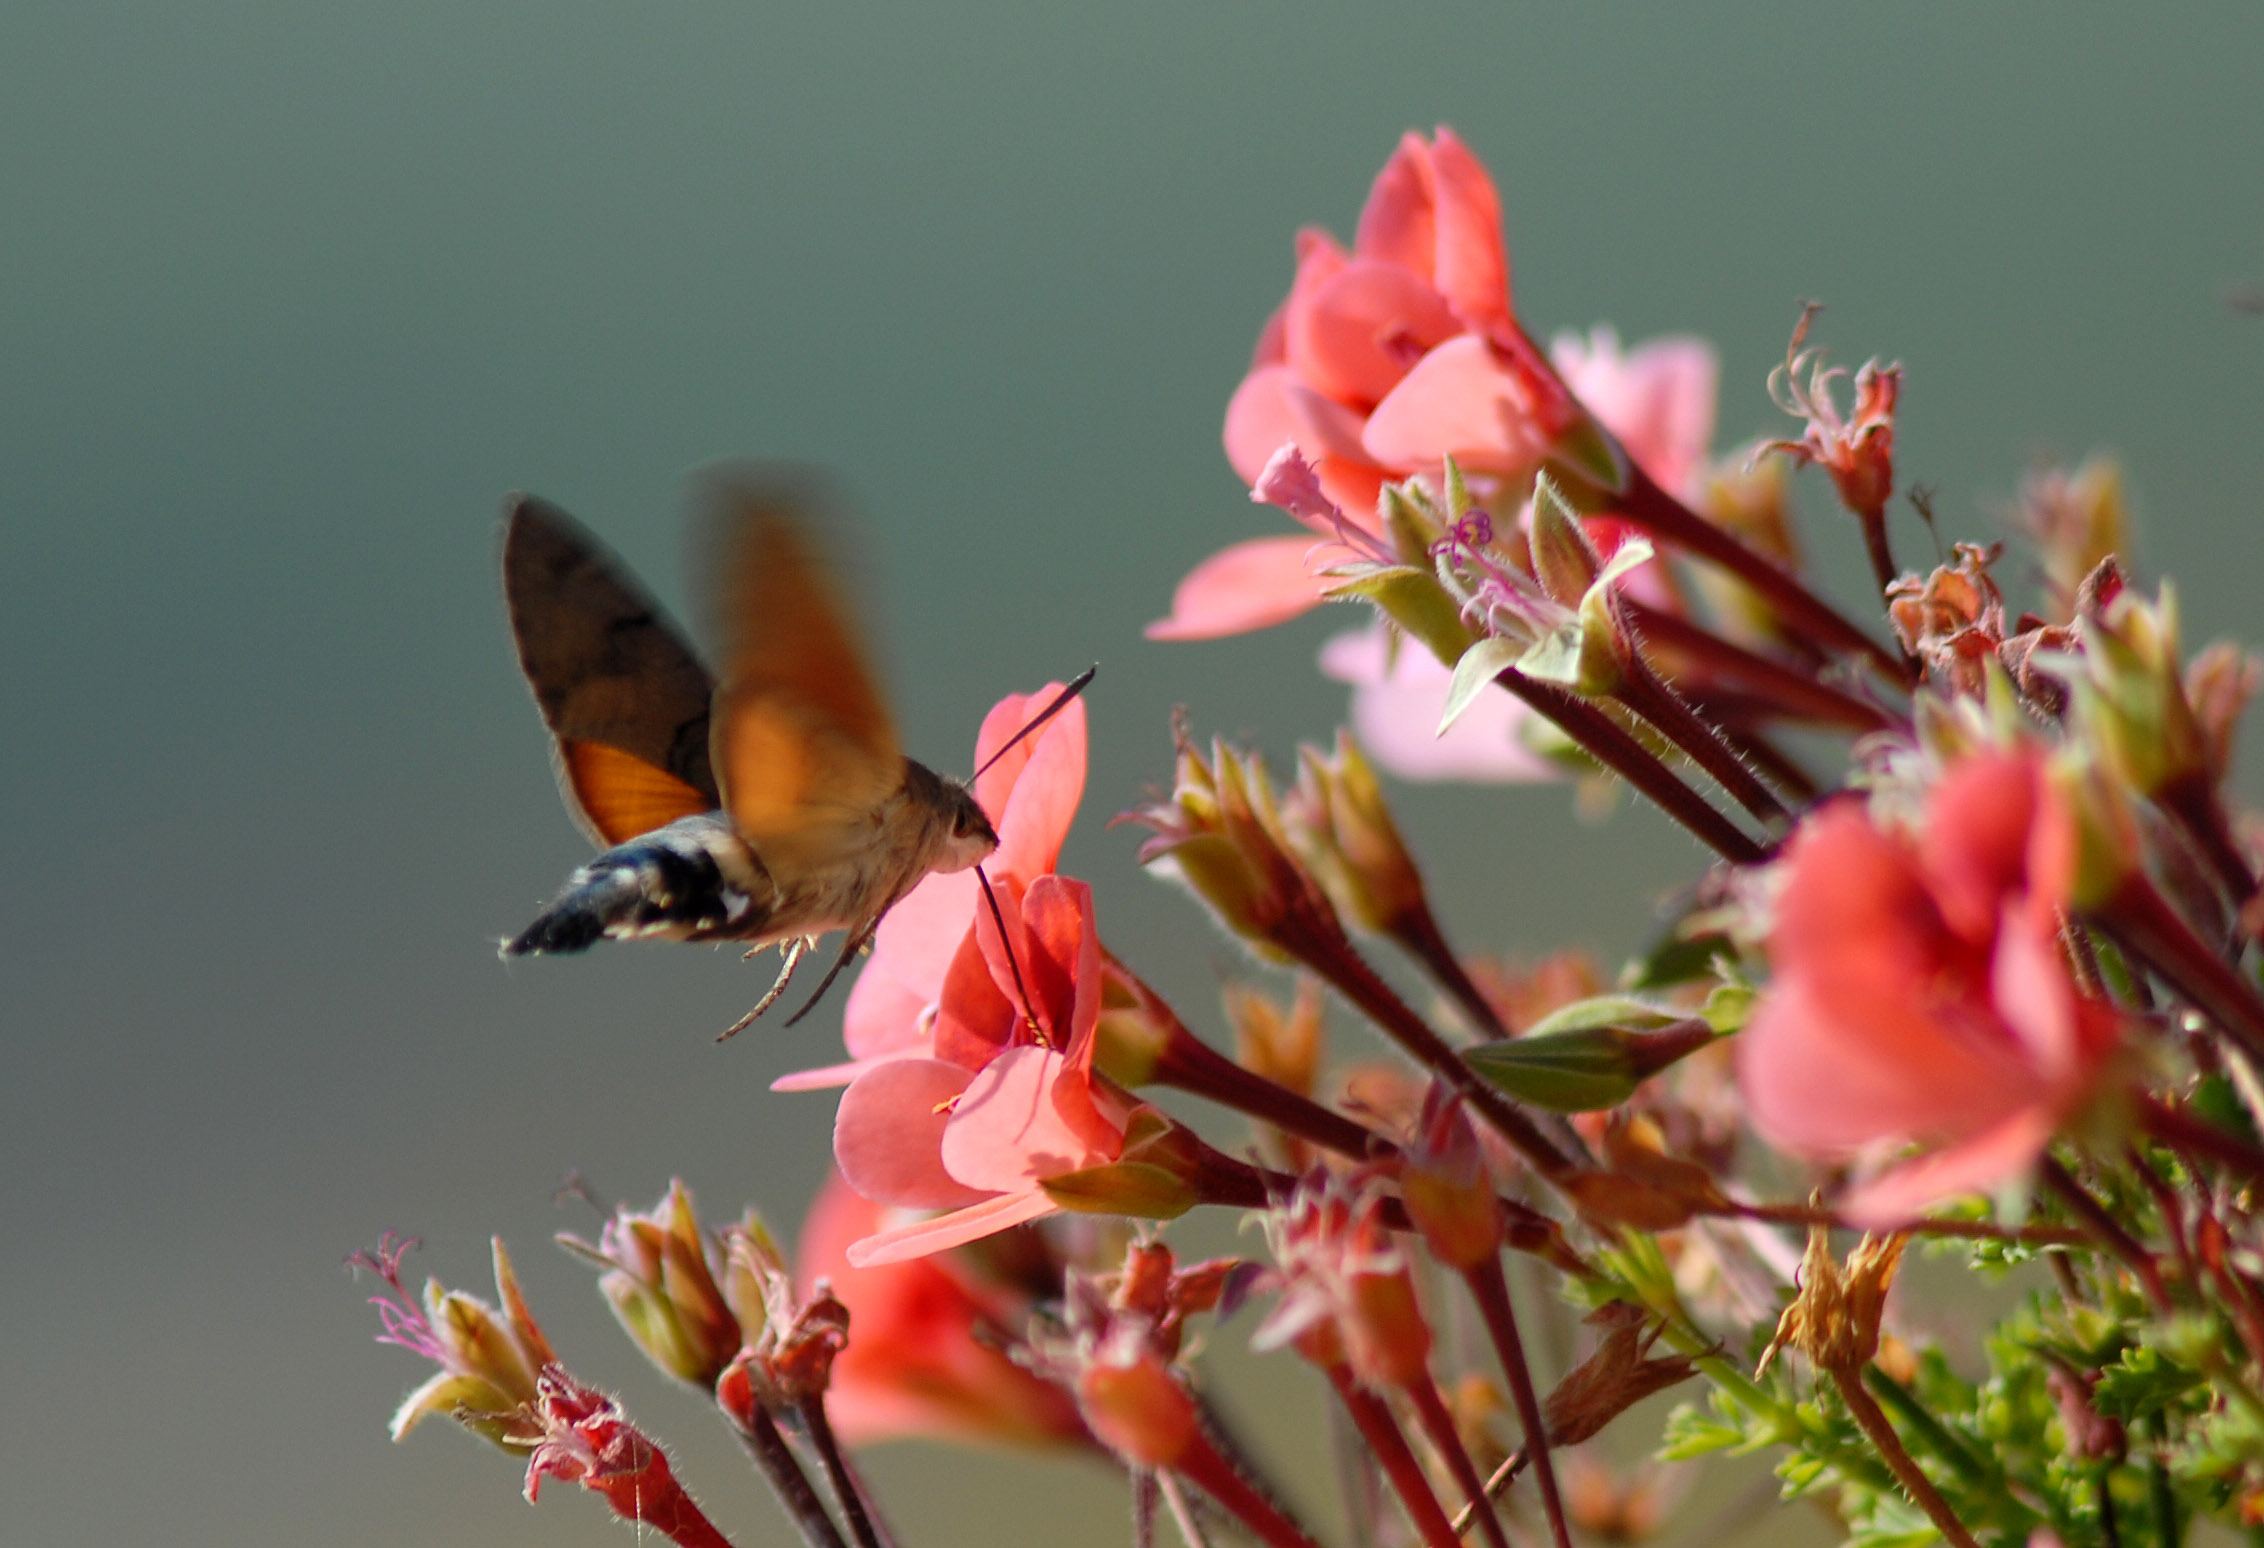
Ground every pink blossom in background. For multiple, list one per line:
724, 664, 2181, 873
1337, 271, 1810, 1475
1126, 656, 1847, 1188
1736, 750, 2122, 1225
1153, 127, 1566, 643
1548, 327, 1719, 502
1318, 624, 1553, 782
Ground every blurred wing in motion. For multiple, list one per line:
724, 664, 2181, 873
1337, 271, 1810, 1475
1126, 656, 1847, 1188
701, 469, 906, 877
502, 495, 720, 846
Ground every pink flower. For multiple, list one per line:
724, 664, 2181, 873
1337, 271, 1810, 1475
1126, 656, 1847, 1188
1737, 751, 2122, 1225
1548, 327, 1718, 504
794, 1171, 1090, 1451
1152, 127, 1582, 643
772, 683, 1087, 1091
832, 875, 1140, 1264
1317, 623, 1554, 782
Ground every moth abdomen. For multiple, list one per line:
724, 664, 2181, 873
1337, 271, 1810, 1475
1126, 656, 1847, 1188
504, 813, 770, 957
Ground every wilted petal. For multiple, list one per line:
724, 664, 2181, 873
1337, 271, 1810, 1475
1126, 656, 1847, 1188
835, 1059, 992, 1211
1146, 536, 1332, 641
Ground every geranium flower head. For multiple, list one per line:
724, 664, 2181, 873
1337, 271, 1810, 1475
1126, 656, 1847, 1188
1736, 749, 2122, 1224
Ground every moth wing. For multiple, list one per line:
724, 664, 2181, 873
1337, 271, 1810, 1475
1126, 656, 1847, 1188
503, 494, 721, 847
700, 469, 904, 875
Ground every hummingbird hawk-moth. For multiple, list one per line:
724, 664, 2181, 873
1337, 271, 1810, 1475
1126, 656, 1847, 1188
500, 466, 1025, 1033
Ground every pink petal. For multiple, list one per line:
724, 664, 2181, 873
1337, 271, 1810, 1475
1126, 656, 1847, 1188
1990, 905, 2083, 1084
1317, 625, 1553, 782
835, 1059, 993, 1211
773, 1053, 905, 1093
1550, 330, 1718, 500
1355, 132, 1439, 279
991, 699, 1087, 883
1840, 1106, 2060, 1228
932, 921, 1019, 1070
1918, 751, 2043, 943
1146, 536, 1331, 642
1286, 260, 1460, 406
1362, 333, 1549, 475
1424, 128, 1512, 329
846, 1189, 1060, 1268
941, 1046, 1119, 1194
1224, 366, 1376, 487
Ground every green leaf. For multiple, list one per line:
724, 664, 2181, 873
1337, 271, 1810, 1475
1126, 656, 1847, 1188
1658, 1404, 1745, 1460
2092, 1345, 2204, 1423
1439, 636, 1526, 733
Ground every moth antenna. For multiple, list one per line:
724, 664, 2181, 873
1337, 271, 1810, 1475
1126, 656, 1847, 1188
970, 665, 1098, 781
975, 865, 1047, 1043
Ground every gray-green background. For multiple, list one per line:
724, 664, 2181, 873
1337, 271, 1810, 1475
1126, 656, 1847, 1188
6, 5, 2260, 1545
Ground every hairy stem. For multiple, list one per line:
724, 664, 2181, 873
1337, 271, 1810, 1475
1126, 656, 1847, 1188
1831, 1366, 1983, 1548
1466, 1256, 1573, 1548
724, 1405, 850, 1548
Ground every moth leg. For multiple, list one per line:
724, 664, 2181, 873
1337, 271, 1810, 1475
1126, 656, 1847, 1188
783, 920, 882, 1029
718, 936, 812, 1041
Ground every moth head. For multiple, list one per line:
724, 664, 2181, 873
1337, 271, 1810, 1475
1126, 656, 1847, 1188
935, 779, 1000, 873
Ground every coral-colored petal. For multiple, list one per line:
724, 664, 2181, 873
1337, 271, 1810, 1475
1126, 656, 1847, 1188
1287, 260, 1460, 406
1355, 132, 1438, 278
941, 1046, 1118, 1194
1146, 536, 1331, 641
1362, 333, 1548, 475
835, 1059, 992, 1210
847, 1189, 1060, 1267
933, 921, 1019, 1070
1317, 625, 1554, 782
992, 701, 1087, 883
1425, 128, 1512, 329
1224, 367, 1377, 488
1840, 1106, 2060, 1228
773, 1054, 899, 1093
1919, 751, 2044, 943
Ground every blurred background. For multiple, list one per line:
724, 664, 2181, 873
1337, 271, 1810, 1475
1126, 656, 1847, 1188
6, 4, 2262, 1544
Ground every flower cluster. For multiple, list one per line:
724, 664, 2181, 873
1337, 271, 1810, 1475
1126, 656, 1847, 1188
359, 127, 2264, 1548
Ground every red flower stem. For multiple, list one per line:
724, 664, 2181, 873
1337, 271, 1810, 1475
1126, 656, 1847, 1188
2135, 1093, 2264, 1187
1404, 1369, 1512, 1548
1464, 1256, 1573, 1548
1141, 1002, 1401, 1162
1829, 1365, 1983, 1548
797, 1398, 891, 1548
2040, 1157, 2172, 1312
1611, 644, 1791, 827
1389, 899, 1511, 1040
1173, 1433, 1330, 1548
1855, 506, 1898, 601
1497, 668, 1770, 865
1623, 597, 1899, 733
599, 1465, 740, 1548
723, 1405, 850, 1548
2095, 874, 2264, 1064
1304, 935, 1578, 1180
1619, 465, 1911, 686
1324, 1365, 1461, 1548
2157, 772, 2257, 907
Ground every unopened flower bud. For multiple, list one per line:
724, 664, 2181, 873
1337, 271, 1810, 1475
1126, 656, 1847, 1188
2017, 456, 2128, 618
2184, 642, 2260, 790
1528, 475, 1604, 607
1076, 1329, 1203, 1468
556, 1180, 739, 1390
1400, 1087, 1501, 1269
1284, 731, 1427, 937
2071, 579, 2208, 799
